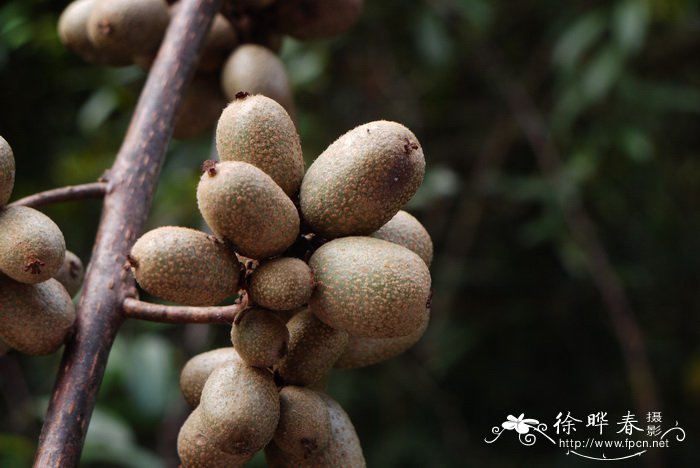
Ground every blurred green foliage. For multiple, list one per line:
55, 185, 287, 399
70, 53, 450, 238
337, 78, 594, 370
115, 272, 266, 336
2, 0, 700, 467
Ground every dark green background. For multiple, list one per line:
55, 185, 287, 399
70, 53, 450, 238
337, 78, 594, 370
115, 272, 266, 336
1, 0, 699, 466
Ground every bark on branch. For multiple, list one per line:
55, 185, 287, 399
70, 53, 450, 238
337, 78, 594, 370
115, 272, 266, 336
10, 182, 107, 208
123, 297, 246, 324
34, 1, 222, 466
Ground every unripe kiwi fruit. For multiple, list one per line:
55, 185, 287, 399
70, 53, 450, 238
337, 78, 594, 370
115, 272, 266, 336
266, 393, 366, 467
274, 386, 331, 459
53, 250, 85, 298
199, 359, 280, 455
87, 0, 170, 60
300, 120, 425, 238
216, 93, 303, 196
0, 136, 14, 207
196, 161, 299, 259
130, 226, 240, 306
248, 257, 314, 311
230, 307, 289, 368
177, 408, 250, 468
173, 75, 227, 139
275, 308, 348, 386
335, 310, 430, 369
0, 277, 76, 355
221, 44, 295, 116
0, 206, 66, 284
273, 0, 364, 41
371, 210, 433, 266
180, 347, 241, 408
309, 237, 431, 338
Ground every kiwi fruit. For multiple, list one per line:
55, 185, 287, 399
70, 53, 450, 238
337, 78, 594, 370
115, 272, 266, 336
0, 206, 66, 284
180, 347, 241, 408
248, 257, 314, 311
266, 392, 366, 467
300, 120, 425, 239
199, 359, 280, 455
230, 307, 289, 368
275, 308, 348, 386
371, 210, 433, 266
53, 250, 85, 297
173, 75, 228, 139
0, 136, 14, 207
0, 337, 11, 357
178, 407, 250, 468
196, 161, 299, 259
335, 310, 430, 369
273, 0, 364, 41
221, 44, 295, 116
309, 236, 431, 338
130, 226, 240, 306
216, 93, 304, 196
0, 276, 76, 355
274, 386, 331, 459
87, 0, 170, 60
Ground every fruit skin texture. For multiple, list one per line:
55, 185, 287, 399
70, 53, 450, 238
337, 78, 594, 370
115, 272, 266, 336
221, 44, 295, 116
309, 237, 431, 338
335, 310, 430, 369
130, 226, 240, 306
0, 136, 14, 207
197, 161, 300, 259
199, 359, 280, 456
248, 257, 314, 311
179, 347, 240, 408
274, 0, 364, 41
274, 386, 331, 460
54, 250, 85, 297
0, 277, 76, 355
371, 210, 433, 267
216, 94, 304, 197
230, 307, 289, 368
87, 0, 170, 60
0, 206, 66, 284
300, 120, 425, 239
266, 392, 366, 467
177, 407, 249, 468
275, 308, 348, 386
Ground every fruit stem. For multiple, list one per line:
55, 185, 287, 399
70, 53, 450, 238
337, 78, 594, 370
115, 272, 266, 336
33, 1, 222, 466
9, 182, 107, 209
123, 297, 246, 324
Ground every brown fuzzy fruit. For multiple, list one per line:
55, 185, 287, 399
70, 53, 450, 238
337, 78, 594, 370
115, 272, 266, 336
300, 121, 425, 238
216, 93, 304, 196
275, 309, 348, 386
130, 226, 240, 306
0, 136, 15, 207
273, 0, 364, 41
179, 347, 241, 408
0, 206, 66, 284
173, 75, 228, 139
309, 237, 431, 338
0, 277, 76, 355
87, 0, 170, 60
274, 386, 331, 460
199, 359, 280, 455
196, 161, 299, 259
53, 250, 85, 298
221, 44, 294, 115
230, 308, 289, 368
248, 257, 314, 311
371, 210, 433, 266
177, 408, 250, 468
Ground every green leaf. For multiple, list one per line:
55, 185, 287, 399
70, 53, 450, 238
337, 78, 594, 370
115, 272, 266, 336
613, 0, 649, 54
552, 12, 606, 72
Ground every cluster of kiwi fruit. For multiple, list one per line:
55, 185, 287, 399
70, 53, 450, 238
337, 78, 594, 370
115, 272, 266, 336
57, 0, 364, 139
127, 88, 432, 465
0, 136, 85, 357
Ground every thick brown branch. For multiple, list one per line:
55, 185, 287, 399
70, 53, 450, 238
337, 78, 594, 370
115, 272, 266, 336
34, 1, 222, 466
10, 182, 107, 208
123, 298, 245, 324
